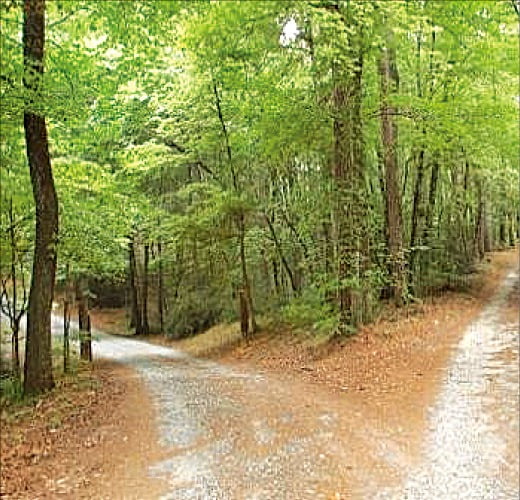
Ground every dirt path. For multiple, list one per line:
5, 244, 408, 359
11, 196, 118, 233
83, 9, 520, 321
82, 256, 518, 499
91, 334, 406, 498
377, 268, 519, 499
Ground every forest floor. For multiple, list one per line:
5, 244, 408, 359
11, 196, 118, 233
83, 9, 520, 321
1, 249, 517, 498
0, 361, 167, 499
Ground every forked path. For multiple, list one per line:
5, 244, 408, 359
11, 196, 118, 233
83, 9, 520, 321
88, 268, 519, 499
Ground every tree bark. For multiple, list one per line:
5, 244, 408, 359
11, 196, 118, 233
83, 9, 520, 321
508, 212, 515, 246
483, 200, 492, 252
128, 236, 141, 332
379, 29, 405, 305
62, 264, 71, 372
499, 212, 507, 248
63, 295, 70, 373
332, 50, 365, 331
23, 0, 58, 394
212, 80, 256, 337
408, 149, 425, 290
7, 199, 21, 378
264, 213, 298, 294
474, 180, 485, 260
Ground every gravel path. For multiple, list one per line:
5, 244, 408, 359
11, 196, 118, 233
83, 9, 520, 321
51, 268, 518, 499
377, 269, 519, 500
90, 334, 398, 499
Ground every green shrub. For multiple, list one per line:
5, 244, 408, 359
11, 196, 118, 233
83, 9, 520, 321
0, 375, 23, 404
281, 287, 338, 335
166, 287, 224, 339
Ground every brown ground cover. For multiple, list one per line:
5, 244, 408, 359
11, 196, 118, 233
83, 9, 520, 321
0, 362, 166, 499
218, 251, 516, 388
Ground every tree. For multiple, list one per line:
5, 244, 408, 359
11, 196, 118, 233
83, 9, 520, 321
0, 198, 29, 378
1, 0, 517, 355
379, 22, 405, 304
23, 0, 59, 394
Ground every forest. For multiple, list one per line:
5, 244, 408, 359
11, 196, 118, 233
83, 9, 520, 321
0, 0, 518, 396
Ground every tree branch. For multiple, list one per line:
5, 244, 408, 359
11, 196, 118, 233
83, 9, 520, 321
47, 7, 89, 29
163, 138, 216, 178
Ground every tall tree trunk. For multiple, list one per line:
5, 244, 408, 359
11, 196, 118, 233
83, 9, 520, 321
407, 24, 428, 295
474, 179, 485, 260
213, 81, 256, 337
499, 212, 507, 248
379, 28, 405, 305
23, 0, 58, 394
423, 162, 439, 242
63, 264, 71, 373
264, 214, 298, 294
238, 213, 256, 337
408, 149, 425, 291
508, 211, 515, 246
63, 293, 70, 373
332, 47, 365, 331
7, 199, 21, 378
272, 259, 281, 295
483, 200, 492, 252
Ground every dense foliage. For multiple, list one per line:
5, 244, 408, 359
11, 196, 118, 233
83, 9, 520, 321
1, 1, 518, 374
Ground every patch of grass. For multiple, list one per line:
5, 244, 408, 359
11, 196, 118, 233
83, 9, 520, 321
0, 375, 24, 405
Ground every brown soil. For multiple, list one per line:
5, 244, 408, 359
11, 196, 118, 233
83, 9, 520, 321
0, 362, 166, 499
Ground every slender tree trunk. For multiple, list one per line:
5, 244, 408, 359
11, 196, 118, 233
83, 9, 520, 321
12, 325, 20, 379
264, 214, 298, 294
213, 80, 256, 337
408, 149, 425, 291
142, 243, 150, 335
128, 236, 141, 332
474, 180, 485, 260
63, 264, 71, 372
499, 213, 507, 248
272, 260, 281, 295
157, 241, 164, 334
23, 0, 58, 394
76, 278, 91, 361
63, 295, 69, 373
508, 212, 515, 246
85, 314, 92, 362
423, 162, 439, 241
483, 200, 492, 252
379, 29, 405, 305
7, 199, 21, 378
238, 213, 256, 337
